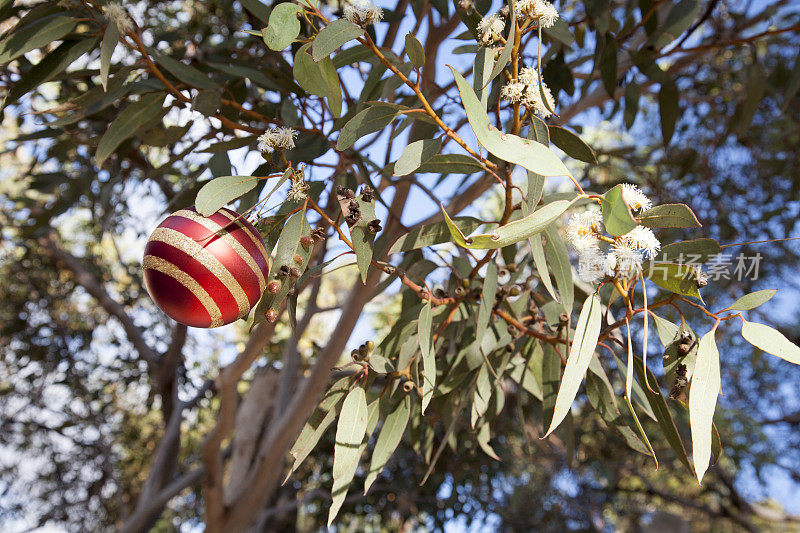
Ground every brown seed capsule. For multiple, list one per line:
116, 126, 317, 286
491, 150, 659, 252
278, 265, 291, 277
342, 188, 355, 199
365, 340, 375, 353
345, 211, 360, 227
336, 185, 346, 197
348, 199, 360, 211
433, 288, 447, 299
265, 309, 278, 323
507, 324, 519, 337
358, 344, 370, 358
402, 380, 414, 393
558, 312, 569, 325
293, 254, 304, 265
360, 186, 374, 202
289, 267, 301, 278
351, 349, 361, 360
509, 286, 521, 297
267, 280, 281, 294
300, 235, 314, 249
454, 286, 466, 298
367, 219, 382, 234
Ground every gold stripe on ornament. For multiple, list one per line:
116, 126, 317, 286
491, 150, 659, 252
143, 254, 224, 328
149, 227, 251, 318
215, 209, 270, 261
173, 209, 266, 291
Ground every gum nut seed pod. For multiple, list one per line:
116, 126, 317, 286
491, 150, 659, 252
365, 340, 375, 353
343, 188, 355, 199
267, 280, 281, 294
279, 265, 291, 276
300, 236, 313, 249
348, 199, 360, 210
454, 286, 466, 297
559, 312, 569, 324
265, 309, 278, 323
358, 344, 369, 358
402, 380, 414, 393
351, 349, 361, 359
509, 286, 521, 296
461, 278, 470, 288
293, 254, 303, 265
290, 266, 301, 278
507, 324, 519, 336
336, 185, 345, 196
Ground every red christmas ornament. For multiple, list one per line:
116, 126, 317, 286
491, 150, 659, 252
143, 207, 269, 328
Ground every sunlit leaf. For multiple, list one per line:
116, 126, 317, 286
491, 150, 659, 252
195, 175, 258, 216
741, 319, 800, 365
689, 328, 721, 483
328, 387, 368, 526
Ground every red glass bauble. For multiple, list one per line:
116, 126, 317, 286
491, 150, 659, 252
143, 207, 269, 328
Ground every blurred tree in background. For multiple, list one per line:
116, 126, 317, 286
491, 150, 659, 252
1, 0, 799, 531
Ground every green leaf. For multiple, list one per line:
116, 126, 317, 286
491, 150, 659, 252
4, 38, 97, 108
336, 105, 397, 150
471, 364, 492, 427
544, 293, 602, 436
487, 0, 515, 83
337, 189, 378, 283
651, 313, 678, 348
240, 0, 271, 22
544, 225, 573, 312
658, 238, 721, 264
148, 47, 218, 90
329, 387, 369, 527
638, 203, 701, 228
548, 125, 598, 165
100, 25, 119, 91
441, 200, 572, 249
96, 93, 166, 167
364, 395, 410, 493
294, 43, 342, 117
405, 33, 425, 68
286, 376, 352, 478
625, 81, 640, 129
529, 232, 558, 302
543, 18, 575, 45
473, 47, 493, 108
646, 262, 703, 300
649, 0, 701, 48
419, 301, 435, 413
263, 3, 302, 51
474, 262, 498, 368
253, 208, 312, 322
389, 216, 483, 254
530, 115, 550, 146
414, 153, 484, 174
736, 62, 767, 135
632, 353, 693, 473
541, 344, 561, 434
0, 15, 77, 64
659, 77, 679, 145
449, 67, 570, 177
192, 89, 222, 116
741, 319, 800, 365
689, 328, 721, 483
394, 138, 442, 176
600, 184, 637, 236
727, 289, 777, 312
195, 176, 258, 216
599, 32, 618, 97
313, 19, 364, 61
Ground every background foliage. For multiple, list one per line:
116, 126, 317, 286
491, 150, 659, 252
1, 0, 799, 531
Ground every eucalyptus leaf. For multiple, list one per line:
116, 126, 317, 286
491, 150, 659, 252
389, 217, 483, 254
96, 93, 166, 167
741, 319, 800, 365
689, 328, 721, 483
328, 387, 369, 526
727, 289, 777, 312
419, 301, 435, 413
638, 203, 701, 228
405, 33, 425, 68
195, 176, 258, 216
441, 200, 572, 249
364, 395, 410, 493
313, 19, 364, 61
394, 138, 442, 176
263, 3, 302, 51
600, 184, 637, 236
450, 67, 571, 177
544, 293, 602, 436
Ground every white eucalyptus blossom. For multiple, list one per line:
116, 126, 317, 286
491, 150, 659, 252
566, 207, 603, 252
477, 14, 505, 44
533, 0, 559, 28
287, 178, 310, 202
103, 2, 133, 33
578, 248, 607, 283
344, 2, 383, 25
519, 66, 539, 86
525, 80, 556, 118
257, 127, 298, 153
606, 242, 643, 277
621, 183, 653, 212
621, 226, 661, 259
501, 81, 526, 103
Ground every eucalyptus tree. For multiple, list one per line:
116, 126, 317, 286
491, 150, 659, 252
1, 0, 799, 531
